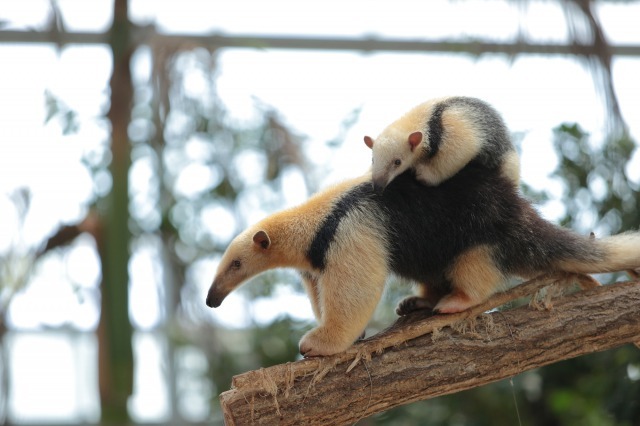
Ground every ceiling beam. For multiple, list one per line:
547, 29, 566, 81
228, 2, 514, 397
2, 28, 640, 57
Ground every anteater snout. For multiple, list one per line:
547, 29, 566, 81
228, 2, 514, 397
372, 181, 386, 195
205, 287, 223, 308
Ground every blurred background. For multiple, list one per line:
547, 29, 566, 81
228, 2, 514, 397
0, 0, 639, 424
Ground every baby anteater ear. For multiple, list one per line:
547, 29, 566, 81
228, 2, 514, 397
253, 230, 271, 250
364, 136, 374, 149
408, 131, 422, 151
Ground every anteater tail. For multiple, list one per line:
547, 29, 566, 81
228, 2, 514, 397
554, 232, 640, 274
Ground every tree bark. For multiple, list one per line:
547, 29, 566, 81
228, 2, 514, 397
219, 277, 640, 425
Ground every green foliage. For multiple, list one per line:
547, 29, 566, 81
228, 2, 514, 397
0, 189, 34, 316
530, 124, 640, 426
535, 348, 640, 426
551, 123, 639, 234
44, 90, 80, 135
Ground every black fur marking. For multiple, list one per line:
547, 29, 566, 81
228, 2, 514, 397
374, 164, 602, 289
307, 159, 603, 292
307, 184, 373, 270
448, 96, 512, 169
378, 165, 509, 288
425, 102, 447, 159
421, 96, 514, 170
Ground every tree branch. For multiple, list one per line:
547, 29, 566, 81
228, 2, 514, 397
219, 277, 640, 425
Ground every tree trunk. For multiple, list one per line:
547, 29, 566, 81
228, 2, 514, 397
219, 277, 640, 425
99, 0, 135, 423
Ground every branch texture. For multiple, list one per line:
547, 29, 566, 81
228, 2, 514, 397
220, 278, 640, 425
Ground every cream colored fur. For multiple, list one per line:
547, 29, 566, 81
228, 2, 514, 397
366, 96, 520, 188
438, 245, 506, 313
416, 101, 485, 185
368, 98, 443, 188
554, 233, 640, 274
208, 173, 390, 357
300, 210, 388, 356
500, 149, 521, 186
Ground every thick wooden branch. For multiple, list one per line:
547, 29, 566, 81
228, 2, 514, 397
219, 277, 640, 425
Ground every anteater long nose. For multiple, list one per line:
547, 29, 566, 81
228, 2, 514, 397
205, 286, 222, 308
372, 181, 386, 195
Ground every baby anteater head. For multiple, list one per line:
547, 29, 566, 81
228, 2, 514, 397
364, 130, 422, 193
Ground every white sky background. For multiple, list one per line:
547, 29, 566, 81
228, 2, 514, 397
1, 0, 640, 423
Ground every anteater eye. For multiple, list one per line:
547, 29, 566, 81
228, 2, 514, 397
393, 159, 401, 166
231, 260, 241, 269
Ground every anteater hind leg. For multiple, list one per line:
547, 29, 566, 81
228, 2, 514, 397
396, 283, 443, 316
435, 245, 504, 313
299, 269, 386, 357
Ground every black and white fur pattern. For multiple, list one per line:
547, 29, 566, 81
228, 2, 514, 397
365, 96, 520, 191
207, 162, 640, 356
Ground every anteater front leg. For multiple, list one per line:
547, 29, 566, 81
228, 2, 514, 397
299, 269, 386, 357
300, 271, 322, 322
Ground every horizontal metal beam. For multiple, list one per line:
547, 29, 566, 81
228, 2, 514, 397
1, 28, 640, 57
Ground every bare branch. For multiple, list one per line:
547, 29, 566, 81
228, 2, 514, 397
220, 278, 640, 425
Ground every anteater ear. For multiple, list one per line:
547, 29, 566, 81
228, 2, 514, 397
253, 230, 271, 250
408, 132, 423, 151
364, 136, 374, 149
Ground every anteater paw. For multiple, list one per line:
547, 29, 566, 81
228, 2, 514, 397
299, 327, 357, 357
395, 296, 434, 316
433, 292, 475, 314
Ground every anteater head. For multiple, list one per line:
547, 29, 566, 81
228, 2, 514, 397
205, 228, 273, 308
364, 130, 422, 194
